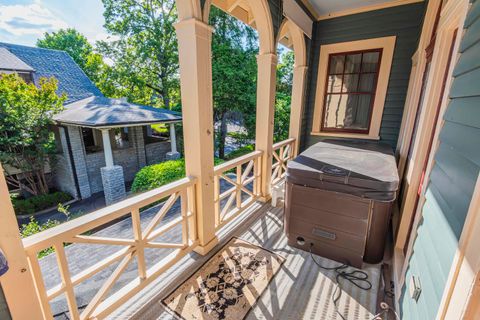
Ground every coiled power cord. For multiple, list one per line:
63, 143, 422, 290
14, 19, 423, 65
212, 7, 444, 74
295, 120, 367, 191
309, 244, 401, 320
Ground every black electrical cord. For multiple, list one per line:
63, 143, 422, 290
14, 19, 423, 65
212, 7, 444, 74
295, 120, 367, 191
309, 244, 400, 320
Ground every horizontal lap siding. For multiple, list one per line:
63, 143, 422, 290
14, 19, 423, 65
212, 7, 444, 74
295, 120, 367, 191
300, 3, 426, 151
400, 1, 480, 318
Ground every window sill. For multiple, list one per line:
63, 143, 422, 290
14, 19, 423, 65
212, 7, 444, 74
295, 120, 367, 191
310, 131, 380, 140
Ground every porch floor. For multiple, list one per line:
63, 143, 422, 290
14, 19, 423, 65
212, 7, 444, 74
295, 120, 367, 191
111, 203, 383, 320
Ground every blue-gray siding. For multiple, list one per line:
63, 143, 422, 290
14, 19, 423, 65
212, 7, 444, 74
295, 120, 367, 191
400, 1, 480, 318
300, 3, 426, 151
0, 285, 11, 320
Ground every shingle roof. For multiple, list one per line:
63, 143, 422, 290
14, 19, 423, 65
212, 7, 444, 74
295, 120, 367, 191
0, 47, 35, 72
54, 96, 182, 127
0, 43, 102, 103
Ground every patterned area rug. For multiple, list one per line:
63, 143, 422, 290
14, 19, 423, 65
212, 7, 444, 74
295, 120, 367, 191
162, 237, 285, 320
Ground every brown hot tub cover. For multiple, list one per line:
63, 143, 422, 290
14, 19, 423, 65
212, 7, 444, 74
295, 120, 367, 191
286, 140, 399, 201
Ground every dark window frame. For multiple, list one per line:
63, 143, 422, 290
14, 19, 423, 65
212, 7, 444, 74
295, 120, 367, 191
82, 127, 102, 154
112, 127, 131, 150
320, 48, 383, 134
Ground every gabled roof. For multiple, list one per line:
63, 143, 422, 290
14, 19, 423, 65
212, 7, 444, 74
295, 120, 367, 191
0, 42, 102, 104
53, 96, 182, 128
0, 47, 35, 72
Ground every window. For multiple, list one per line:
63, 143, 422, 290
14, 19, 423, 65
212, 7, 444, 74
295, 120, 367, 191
144, 125, 168, 144
322, 49, 382, 133
312, 36, 396, 139
113, 127, 130, 149
51, 126, 64, 154
18, 72, 33, 83
82, 128, 102, 153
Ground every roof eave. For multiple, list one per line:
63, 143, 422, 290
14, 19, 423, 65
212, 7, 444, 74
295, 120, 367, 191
54, 119, 183, 129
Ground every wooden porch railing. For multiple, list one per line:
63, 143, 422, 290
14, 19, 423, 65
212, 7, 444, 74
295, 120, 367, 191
19, 140, 294, 319
213, 150, 262, 230
22, 176, 197, 320
271, 138, 296, 186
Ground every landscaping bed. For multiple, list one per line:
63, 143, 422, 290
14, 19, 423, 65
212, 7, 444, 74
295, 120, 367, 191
12, 191, 74, 216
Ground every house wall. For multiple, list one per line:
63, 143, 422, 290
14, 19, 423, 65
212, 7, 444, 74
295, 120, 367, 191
299, 2, 426, 151
146, 141, 172, 165
53, 126, 170, 197
85, 147, 142, 194
67, 126, 92, 199
0, 285, 11, 320
53, 127, 78, 198
400, 1, 480, 318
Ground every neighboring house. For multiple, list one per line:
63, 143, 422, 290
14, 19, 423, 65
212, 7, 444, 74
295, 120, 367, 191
0, 43, 182, 205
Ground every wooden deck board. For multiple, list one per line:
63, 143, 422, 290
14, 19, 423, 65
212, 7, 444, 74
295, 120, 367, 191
111, 203, 381, 320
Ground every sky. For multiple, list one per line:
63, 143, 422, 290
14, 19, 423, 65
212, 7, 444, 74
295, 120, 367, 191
0, 0, 112, 46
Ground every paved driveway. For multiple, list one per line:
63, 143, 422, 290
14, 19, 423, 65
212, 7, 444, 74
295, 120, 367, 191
42, 175, 253, 319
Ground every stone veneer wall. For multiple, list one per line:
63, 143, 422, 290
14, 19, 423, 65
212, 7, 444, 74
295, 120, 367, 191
53, 126, 171, 197
85, 147, 140, 194
146, 141, 171, 165
53, 154, 78, 197
67, 126, 92, 199
53, 127, 79, 198
131, 127, 147, 168
101, 165, 126, 205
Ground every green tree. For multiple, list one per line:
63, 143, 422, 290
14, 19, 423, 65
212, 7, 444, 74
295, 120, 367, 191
37, 28, 105, 84
99, 0, 179, 108
0, 74, 65, 195
210, 7, 258, 159
274, 49, 294, 142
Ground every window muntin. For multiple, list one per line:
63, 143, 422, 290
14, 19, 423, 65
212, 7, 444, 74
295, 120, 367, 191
321, 49, 382, 133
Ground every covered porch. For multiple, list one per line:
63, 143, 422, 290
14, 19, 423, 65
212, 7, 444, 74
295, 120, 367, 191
53, 95, 182, 205
1, 0, 480, 320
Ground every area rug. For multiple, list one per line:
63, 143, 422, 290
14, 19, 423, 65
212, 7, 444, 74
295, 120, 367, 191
162, 237, 285, 320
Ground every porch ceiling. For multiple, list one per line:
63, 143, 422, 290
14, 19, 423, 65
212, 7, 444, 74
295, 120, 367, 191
305, 0, 422, 19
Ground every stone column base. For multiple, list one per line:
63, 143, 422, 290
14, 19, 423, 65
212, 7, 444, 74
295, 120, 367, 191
101, 165, 126, 206
166, 151, 181, 160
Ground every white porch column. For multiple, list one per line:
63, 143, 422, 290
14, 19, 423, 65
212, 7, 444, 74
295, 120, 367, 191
0, 166, 44, 319
169, 123, 177, 153
175, 18, 217, 255
166, 123, 181, 160
100, 129, 126, 205
101, 129, 114, 167
255, 53, 278, 201
288, 65, 308, 156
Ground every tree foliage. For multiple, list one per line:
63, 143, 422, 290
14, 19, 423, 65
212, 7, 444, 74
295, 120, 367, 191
274, 50, 294, 142
0, 74, 65, 195
210, 7, 258, 158
32, 3, 295, 160
99, 0, 179, 108
36, 28, 107, 85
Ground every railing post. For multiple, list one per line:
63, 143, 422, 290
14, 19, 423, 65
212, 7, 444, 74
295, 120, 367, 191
0, 165, 44, 319
175, 18, 218, 255
255, 53, 278, 202
288, 65, 308, 157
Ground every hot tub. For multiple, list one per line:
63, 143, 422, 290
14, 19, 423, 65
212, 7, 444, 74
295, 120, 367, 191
284, 140, 399, 268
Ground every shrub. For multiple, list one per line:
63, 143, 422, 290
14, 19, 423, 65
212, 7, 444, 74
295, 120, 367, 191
151, 124, 169, 135
225, 144, 255, 160
20, 217, 60, 258
132, 158, 224, 193
12, 191, 73, 215
227, 132, 250, 146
